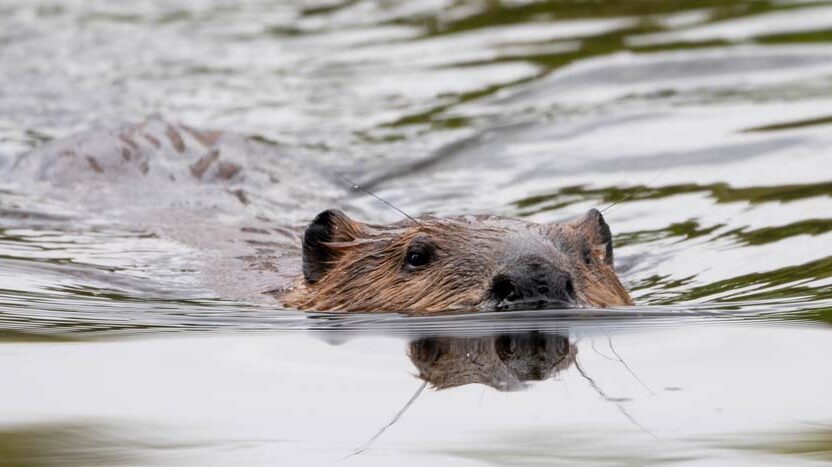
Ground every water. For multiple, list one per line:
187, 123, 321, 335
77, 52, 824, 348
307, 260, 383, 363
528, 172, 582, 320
2, 0, 832, 465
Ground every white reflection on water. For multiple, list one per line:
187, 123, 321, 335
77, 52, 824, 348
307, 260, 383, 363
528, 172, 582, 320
2, 324, 832, 466
1, 0, 832, 465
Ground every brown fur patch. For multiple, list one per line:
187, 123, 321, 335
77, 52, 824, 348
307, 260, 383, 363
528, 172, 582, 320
214, 161, 240, 180
85, 156, 103, 173
190, 150, 220, 179
181, 124, 222, 148
282, 211, 633, 313
165, 125, 186, 153
118, 135, 139, 150
142, 132, 161, 148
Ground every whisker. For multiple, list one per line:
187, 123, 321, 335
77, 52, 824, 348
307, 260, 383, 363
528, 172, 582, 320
600, 171, 665, 214
337, 173, 423, 228
336, 380, 428, 463
608, 336, 656, 396
591, 338, 619, 361
574, 357, 665, 445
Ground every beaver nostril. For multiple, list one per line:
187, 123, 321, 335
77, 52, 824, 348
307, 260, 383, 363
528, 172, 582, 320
492, 276, 518, 303
537, 285, 550, 295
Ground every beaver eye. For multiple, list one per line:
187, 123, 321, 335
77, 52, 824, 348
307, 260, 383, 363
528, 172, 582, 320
404, 242, 435, 270
408, 252, 430, 267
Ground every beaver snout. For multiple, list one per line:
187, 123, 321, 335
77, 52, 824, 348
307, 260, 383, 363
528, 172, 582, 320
490, 257, 575, 310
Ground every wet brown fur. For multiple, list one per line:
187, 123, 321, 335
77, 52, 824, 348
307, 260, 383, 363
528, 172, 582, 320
282, 210, 633, 313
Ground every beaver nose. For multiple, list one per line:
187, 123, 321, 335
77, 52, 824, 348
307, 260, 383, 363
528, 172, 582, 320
491, 259, 575, 309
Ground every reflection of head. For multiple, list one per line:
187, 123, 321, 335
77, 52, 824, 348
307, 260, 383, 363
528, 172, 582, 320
408, 332, 576, 391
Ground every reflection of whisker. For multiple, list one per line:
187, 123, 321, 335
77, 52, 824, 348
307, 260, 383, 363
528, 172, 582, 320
574, 358, 665, 445
607, 336, 656, 396
337, 380, 428, 464
591, 338, 618, 361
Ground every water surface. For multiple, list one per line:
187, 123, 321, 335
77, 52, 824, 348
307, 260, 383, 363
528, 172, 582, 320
1, 0, 832, 465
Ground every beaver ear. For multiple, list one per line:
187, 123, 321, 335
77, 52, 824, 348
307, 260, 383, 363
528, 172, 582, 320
576, 208, 614, 266
302, 209, 361, 283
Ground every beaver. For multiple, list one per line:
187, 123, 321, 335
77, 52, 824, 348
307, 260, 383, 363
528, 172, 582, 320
281, 208, 633, 312
7, 118, 633, 313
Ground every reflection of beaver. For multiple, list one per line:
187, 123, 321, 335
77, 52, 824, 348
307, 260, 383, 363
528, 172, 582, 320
282, 208, 633, 312
408, 332, 576, 390
10, 119, 633, 313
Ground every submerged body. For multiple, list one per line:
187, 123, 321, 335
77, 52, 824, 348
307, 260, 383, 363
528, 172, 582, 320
9, 119, 633, 313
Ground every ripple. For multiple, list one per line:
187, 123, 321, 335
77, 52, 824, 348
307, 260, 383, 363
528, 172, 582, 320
1, 0, 832, 342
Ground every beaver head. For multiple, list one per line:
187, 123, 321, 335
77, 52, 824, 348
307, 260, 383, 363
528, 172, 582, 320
282, 208, 633, 313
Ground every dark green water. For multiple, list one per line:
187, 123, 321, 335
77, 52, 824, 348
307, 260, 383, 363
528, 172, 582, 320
1, 1, 832, 465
